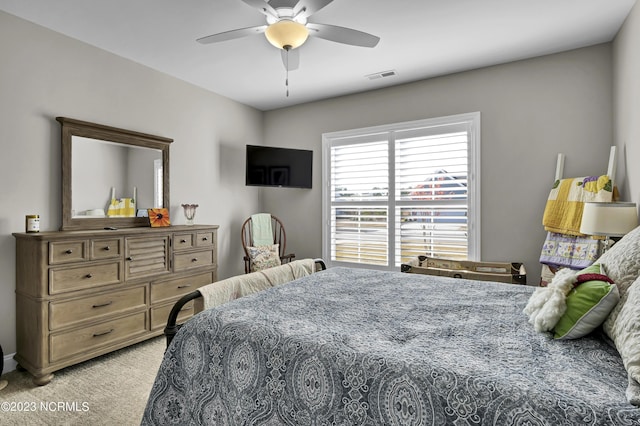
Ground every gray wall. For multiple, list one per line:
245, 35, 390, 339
0, 11, 263, 356
614, 1, 640, 206
262, 45, 615, 281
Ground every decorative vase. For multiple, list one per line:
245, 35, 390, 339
181, 204, 198, 226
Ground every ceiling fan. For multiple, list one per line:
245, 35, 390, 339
197, 0, 380, 75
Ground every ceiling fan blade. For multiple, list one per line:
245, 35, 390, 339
240, 0, 278, 18
293, 0, 334, 19
281, 48, 300, 71
197, 25, 268, 44
306, 22, 380, 48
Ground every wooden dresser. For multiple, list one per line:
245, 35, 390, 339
13, 224, 218, 385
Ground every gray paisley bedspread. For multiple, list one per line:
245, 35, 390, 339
142, 267, 640, 425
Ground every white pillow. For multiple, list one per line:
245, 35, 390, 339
597, 226, 640, 406
598, 224, 640, 298
605, 277, 640, 405
598, 226, 640, 342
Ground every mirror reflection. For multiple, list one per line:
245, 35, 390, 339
71, 136, 163, 218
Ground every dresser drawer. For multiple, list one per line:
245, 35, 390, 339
49, 241, 87, 264
91, 238, 122, 260
174, 249, 214, 272
196, 231, 215, 247
173, 233, 194, 251
49, 312, 147, 363
49, 262, 121, 295
151, 272, 213, 304
151, 301, 194, 330
49, 286, 146, 330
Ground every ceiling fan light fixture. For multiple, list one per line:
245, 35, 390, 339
265, 19, 309, 50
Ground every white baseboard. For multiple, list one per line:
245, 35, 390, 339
3, 352, 17, 374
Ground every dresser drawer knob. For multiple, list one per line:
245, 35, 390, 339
92, 301, 113, 308
126, 256, 134, 261
202, 237, 208, 241
85, 273, 93, 279
180, 239, 187, 243
103, 246, 111, 251
93, 329, 114, 337
177, 284, 192, 289
191, 258, 198, 262
65, 249, 73, 254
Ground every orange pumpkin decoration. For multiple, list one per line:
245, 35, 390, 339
148, 208, 171, 227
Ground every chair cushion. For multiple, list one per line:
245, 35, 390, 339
248, 244, 281, 272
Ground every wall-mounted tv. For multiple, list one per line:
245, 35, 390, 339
246, 145, 313, 189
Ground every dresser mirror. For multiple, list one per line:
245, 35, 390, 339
58, 117, 172, 231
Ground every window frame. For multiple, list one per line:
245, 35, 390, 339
322, 112, 481, 270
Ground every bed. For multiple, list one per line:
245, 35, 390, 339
142, 242, 640, 426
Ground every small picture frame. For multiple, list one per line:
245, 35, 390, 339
147, 208, 171, 227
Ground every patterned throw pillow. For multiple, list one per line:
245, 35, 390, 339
248, 244, 281, 272
553, 263, 619, 340
605, 276, 640, 396
593, 225, 640, 406
598, 225, 640, 335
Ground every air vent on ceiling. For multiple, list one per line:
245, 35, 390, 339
366, 70, 397, 80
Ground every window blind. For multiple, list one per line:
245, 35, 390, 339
394, 131, 469, 264
324, 113, 480, 269
330, 141, 388, 265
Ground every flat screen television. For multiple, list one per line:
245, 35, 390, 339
246, 145, 313, 188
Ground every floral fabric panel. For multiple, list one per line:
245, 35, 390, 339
540, 232, 600, 269
248, 244, 281, 272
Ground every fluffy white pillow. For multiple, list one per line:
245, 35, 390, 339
523, 268, 576, 332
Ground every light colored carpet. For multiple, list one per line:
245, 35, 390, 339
0, 336, 165, 425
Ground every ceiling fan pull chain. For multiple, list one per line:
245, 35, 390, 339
285, 45, 290, 97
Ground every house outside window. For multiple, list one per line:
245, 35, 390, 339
322, 112, 481, 270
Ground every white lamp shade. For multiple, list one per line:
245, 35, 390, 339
264, 20, 309, 50
580, 202, 638, 236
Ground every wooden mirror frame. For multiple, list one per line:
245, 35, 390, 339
58, 117, 172, 231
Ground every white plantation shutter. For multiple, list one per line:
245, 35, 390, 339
395, 130, 469, 264
330, 140, 389, 265
323, 113, 480, 269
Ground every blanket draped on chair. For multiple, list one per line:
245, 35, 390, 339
251, 213, 274, 246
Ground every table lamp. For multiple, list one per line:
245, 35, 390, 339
580, 202, 638, 252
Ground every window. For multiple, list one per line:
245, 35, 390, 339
322, 112, 480, 270
154, 159, 163, 208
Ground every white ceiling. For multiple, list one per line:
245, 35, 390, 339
0, 0, 635, 111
